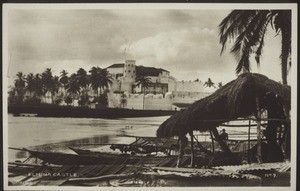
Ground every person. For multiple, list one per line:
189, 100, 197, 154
220, 129, 228, 140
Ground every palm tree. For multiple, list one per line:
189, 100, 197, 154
14, 72, 26, 102
51, 76, 61, 101
99, 69, 113, 95
34, 74, 46, 99
41, 68, 62, 103
135, 75, 152, 110
76, 68, 89, 96
204, 78, 215, 88
219, 10, 291, 85
89, 67, 102, 96
25, 73, 35, 97
8, 86, 17, 105
15, 72, 26, 89
59, 70, 69, 97
66, 73, 80, 106
41, 68, 54, 102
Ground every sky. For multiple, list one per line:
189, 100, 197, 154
5, 7, 290, 87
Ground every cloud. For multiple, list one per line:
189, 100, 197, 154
120, 26, 237, 82
122, 27, 217, 62
6, 8, 286, 86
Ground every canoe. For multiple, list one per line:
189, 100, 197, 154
26, 149, 198, 167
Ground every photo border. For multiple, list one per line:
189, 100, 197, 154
2, 2, 298, 191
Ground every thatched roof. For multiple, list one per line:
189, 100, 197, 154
157, 73, 291, 138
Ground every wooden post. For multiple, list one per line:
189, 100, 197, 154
256, 97, 262, 163
248, 120, 251, 163
176, 138, 183, 168
176, 136, 188, 167
209, 130, 215, 153
279, 125, 286, 146
278, 124, 283, 145
189, 131, 194, 167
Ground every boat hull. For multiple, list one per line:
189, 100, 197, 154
27, 150, 195, 166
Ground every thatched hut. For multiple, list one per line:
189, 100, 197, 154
157, 73, 290, 166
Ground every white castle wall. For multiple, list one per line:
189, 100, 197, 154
108, 91, 211, 110
175, 81, 204, 92
144, 94, 173, 110
125, 94, 173, 110
172, 91, 211, 104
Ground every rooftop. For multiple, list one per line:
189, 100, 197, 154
106, 63, 169, 77
107, 63, 124, 68
136, 66, 169, 77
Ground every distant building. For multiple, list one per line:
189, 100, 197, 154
107, 60, 173, 94
106, 60, 211, 110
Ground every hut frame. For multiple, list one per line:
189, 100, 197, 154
180, 117, 289, 167
157, 73, 291, 167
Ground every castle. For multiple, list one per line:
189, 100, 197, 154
106, 60, 211, 110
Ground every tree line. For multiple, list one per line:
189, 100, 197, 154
8, 67, 113, 107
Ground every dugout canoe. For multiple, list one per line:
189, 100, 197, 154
26, 149, 201, 167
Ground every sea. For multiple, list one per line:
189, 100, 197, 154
6, 114, 258, 162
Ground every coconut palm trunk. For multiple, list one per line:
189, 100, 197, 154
281, 30, 289, 85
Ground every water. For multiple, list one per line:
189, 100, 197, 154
7, 114, 258, 162
7, 114, 170, 161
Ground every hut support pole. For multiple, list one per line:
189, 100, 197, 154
248, 120, 251, 163
189, 131, 194, 167
176, 139, 183, 168
279, 125, 286, 146
176, 136, 188, 167
209, 130, 215, 152
256, 97, 262, 163
278, 125, 283, 145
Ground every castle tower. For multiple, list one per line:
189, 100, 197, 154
121, 60, 136, 93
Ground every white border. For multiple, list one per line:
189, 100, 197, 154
2, 3, 298, 191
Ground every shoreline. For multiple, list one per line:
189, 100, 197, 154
8, 104, 178, 119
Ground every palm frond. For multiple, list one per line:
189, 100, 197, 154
219, 10, 257, 54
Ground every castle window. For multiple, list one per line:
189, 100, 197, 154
128, 70, 131, 73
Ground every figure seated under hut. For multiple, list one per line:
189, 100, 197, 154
220, 129, 228, 140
